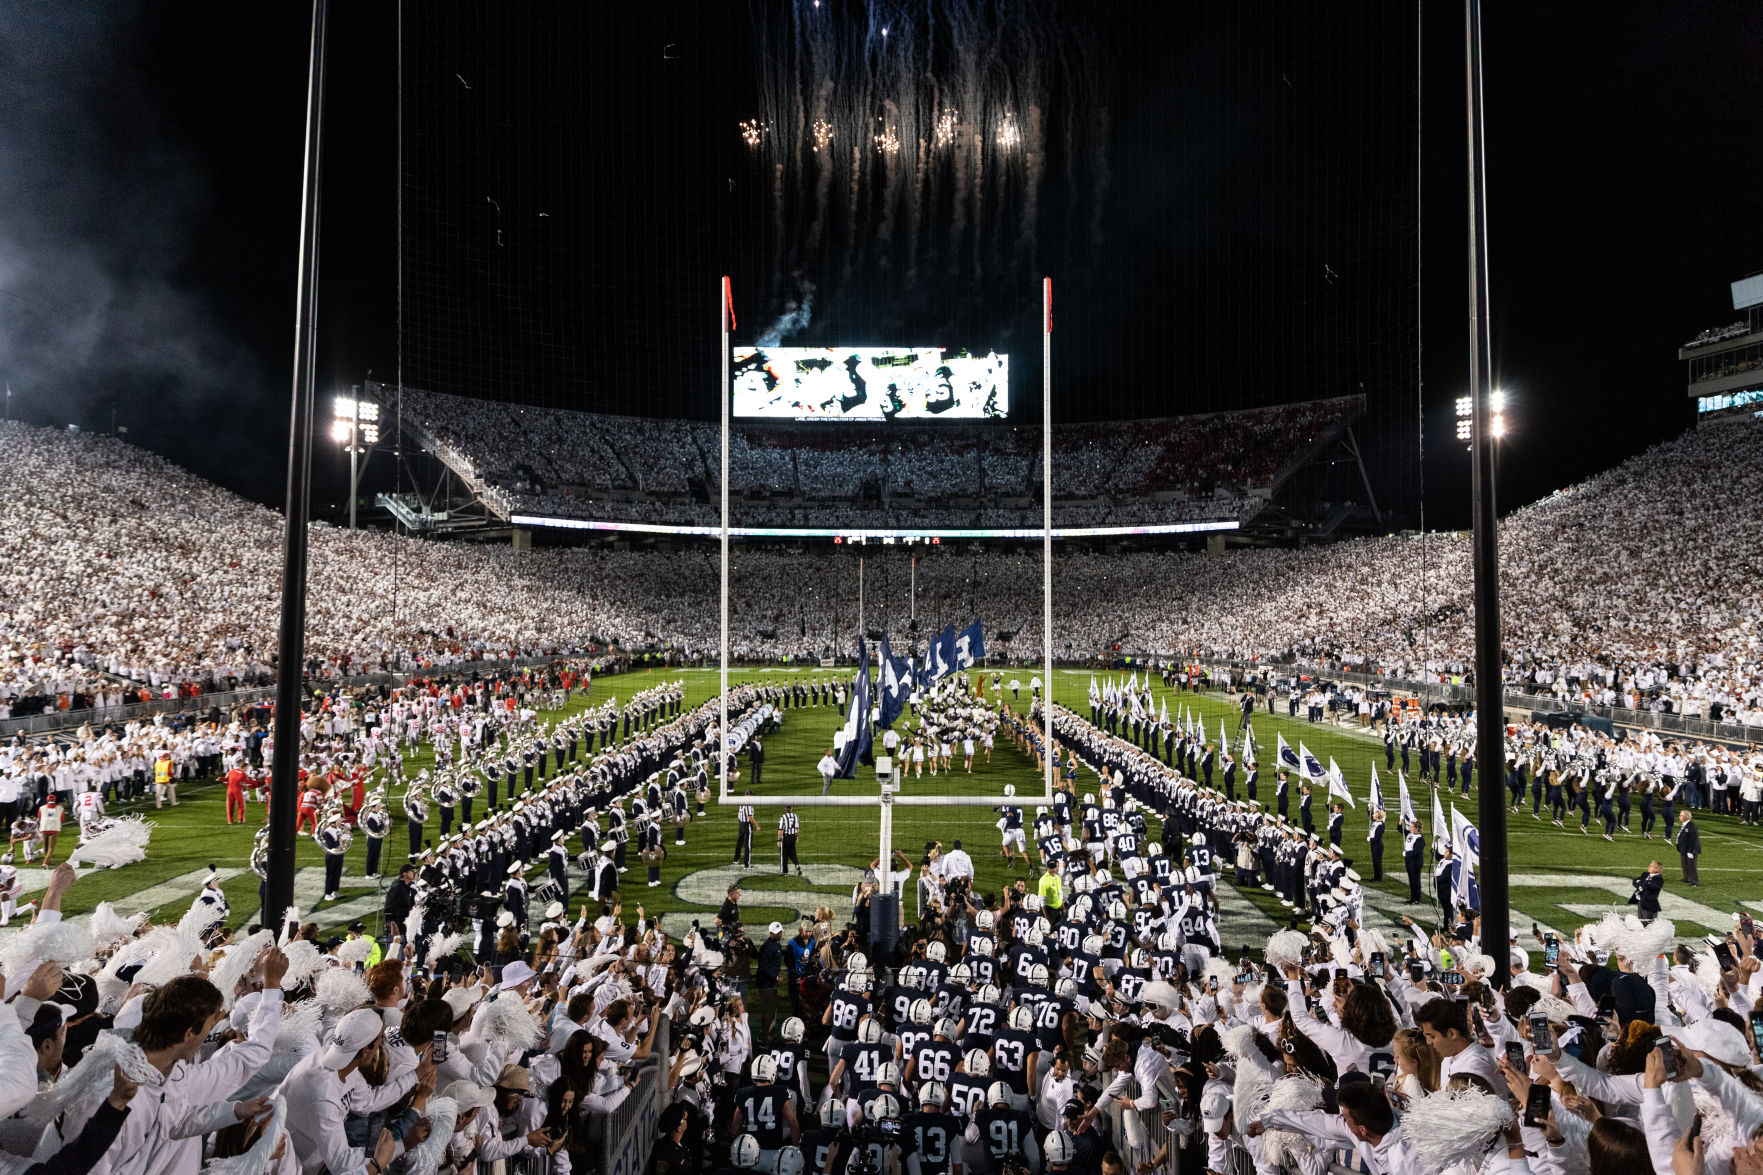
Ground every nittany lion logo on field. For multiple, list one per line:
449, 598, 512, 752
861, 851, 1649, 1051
659, 862, 867, 941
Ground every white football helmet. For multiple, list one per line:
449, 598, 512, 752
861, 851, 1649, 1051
876, 1062, 901, 1087
1028, 963, 1050, 988
963, 1048, 991, 1077
975, 910, 995, 932
752, 1055, 778, 1083
1081, 934, 1106, 956
900, 965, 924, 990
776, 1147, 806, 1175
934, 1017, 960, 1039
977, 984, 1001, 1006
732, 1136, 761, 1169
1147, 841, 1163, 858
909, 998, 934, 1026
781, 1016, 806, 1044
824, 1099, 847, 1128
866, 1092, 901, 1122
1023, 894, 1042, 913
1008, 1005, 1035, 1032
1044, 1131, 1077, 1165
1054, 977, 1079, 999
858, 1018, 885, 1044
920, 1081, 948, 1108
948, 963, 973, 987
1004, 784, 1015, 797
987, 1081, 1012, 1107
1129, 948, 1151, 969
1024, 928, 1045, 948
1034, 916, 1052, 936
849, 951, 870, 974
972, 937, 994, 957
924, 940, 947, 963
1157, 930, 1180, 952
1108, 900, 1128, 922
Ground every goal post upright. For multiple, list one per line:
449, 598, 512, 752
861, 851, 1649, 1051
1043, 276, 1055, 802
720, 276, 732, 803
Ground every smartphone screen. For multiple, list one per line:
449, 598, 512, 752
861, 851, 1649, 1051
1714, 943, 1738, 972
1656, 1039, 1678, 1080
1407, 959, 1425, 981
1524, 1084, 1552, 1127
1544, 940, 1559, 968
431, 1029, 449, 1065
1597, 995, 1617, 1017
1370, 952, 1386, 979
1750, 1010, 1763, 1055
1505, 1041, 1526, 1068
1688, 1113, 1704, 1145
1441, 970, 1464, 986
1529, 1013, 1553, 1052
1209, 976, 1219, 992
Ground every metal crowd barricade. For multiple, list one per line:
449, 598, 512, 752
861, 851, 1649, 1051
600, 1015, 671, 1175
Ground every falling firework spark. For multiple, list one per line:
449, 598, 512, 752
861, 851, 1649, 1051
739, 119, 768, 148
995, 111, 1020, 149
934, 108, 960, 148
745, 0, 1106, 337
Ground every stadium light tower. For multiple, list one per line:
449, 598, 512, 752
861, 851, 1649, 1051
332, 390, 379, 531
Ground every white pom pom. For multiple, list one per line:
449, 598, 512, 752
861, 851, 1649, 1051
335, 937, 375, 969
87, 902, 146, 952
208, 931, 277, 1010
0, 920, 95, 983
278, 940, 325, 993
1402, 1086, 1515, 1170
473, 994, 545, 1053
1265, 930, 1308, 970
425, 932, 464, 971
316, 966, 372, 1014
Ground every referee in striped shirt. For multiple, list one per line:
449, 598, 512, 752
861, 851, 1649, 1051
778, 805, 801, 875
735, 791, 754, 866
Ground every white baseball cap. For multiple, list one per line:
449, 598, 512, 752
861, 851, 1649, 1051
319, 1008, 385, 1070
499, 961, 537, 991
1199, 1082, 1233, 1133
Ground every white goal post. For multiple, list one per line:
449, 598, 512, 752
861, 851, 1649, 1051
712, 278, 1059, 877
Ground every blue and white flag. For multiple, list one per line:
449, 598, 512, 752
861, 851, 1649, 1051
1089, 675, 1101, 705
1451, 805, 1481, 870
1432, 788, 1449, 851
953, 619, 985, 672
1368, 762, 1385, 812
1297, 741, 1328, 782
1276, 733, 1303, 776
877, 632, 911, 729
1397, 770, 1416, 826
927, 624, 956, 682
834, 636, 874, 778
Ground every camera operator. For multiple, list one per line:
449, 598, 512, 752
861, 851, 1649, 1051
842, 1092, 907, 1175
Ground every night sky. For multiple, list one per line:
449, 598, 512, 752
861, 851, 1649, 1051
1, 2, 1759, 531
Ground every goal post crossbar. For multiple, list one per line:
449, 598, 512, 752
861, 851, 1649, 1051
714, 794, 1049, 807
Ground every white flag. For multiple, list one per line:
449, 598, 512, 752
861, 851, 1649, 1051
1327, 758, 1355, 807
1368, 762, 1384, 812
1398, 770, 1416, 826
1432, 788, 1448, 851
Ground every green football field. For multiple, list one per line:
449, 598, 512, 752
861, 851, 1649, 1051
9, 665, 1757, 949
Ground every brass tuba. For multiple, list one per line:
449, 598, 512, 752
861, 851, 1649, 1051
402, 779, 430, 825
360, 786, 391, 839
318, 794, 354, 854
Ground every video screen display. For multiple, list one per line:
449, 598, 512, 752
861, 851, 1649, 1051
732, 347, 1008, 420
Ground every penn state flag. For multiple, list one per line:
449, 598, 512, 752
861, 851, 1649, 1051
953, 619, 985, 671
927, 624, 957, 682
1276, 733, 1303, 775
1368, 762, 1385, 812
834, 636, 874, 778
1397, 770, 1417, 826
877, 632, 911, 729
1297, 741, 1328, 782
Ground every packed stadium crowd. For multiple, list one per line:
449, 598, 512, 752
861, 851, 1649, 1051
5, 417, 1763, 728
1, 675, 1758, 1175
398, 389, 1358, 524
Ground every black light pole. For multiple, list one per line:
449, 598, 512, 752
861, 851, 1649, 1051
1465, 0, 1509, 982
268, 0, 328, 927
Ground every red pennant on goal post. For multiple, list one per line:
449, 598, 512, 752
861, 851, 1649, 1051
723, 276, 737, 332
1043, 276, 1052, 333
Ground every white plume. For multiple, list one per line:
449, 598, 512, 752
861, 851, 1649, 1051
1264, 930, 1308, 970
1693, 1083, 1740, 1175
1401, 1086, 1516, 1170
425, 932, 464, 971
316, 966, 372, 1014
1356, 928, 1392, 962
132, 922, 208, 989
1590, 912, 1676, 967
207, 930, 277, 1011
0, 920, 95, 984
335, 937, 375, 969
202, 1095, 288, 1175
473, 994, 545, 1053
86, 903, 146, 952
277, 907, 304, 947
1532, 993, 1578, 1023
24, 1032, 157, 1127
65, 816, 152, 869
1249, 1075, 1324, 1166
1458, 949, 1496, 980
272, 1000, 326, 1060
278, 940, 325, 993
